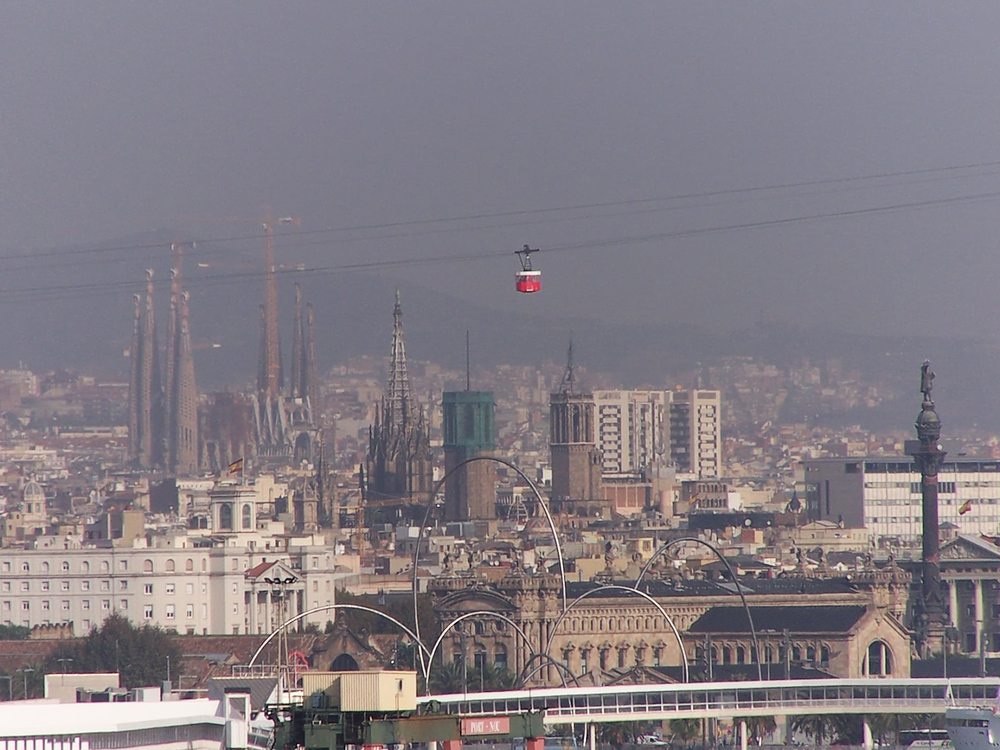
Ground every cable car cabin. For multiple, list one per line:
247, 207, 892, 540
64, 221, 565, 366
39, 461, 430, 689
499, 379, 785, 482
515, 269, 541, 293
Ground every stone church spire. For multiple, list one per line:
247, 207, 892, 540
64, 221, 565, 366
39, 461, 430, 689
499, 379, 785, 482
385, 289, 413, 432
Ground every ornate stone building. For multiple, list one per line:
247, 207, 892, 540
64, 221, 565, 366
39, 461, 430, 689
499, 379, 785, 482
939, 534, 1000, 655
429, 566, 912, 685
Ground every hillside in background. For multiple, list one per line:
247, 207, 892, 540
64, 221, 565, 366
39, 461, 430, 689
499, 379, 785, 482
1, 233, 997, 433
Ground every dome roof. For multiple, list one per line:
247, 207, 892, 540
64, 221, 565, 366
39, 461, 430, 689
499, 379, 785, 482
22, 480, 44, 502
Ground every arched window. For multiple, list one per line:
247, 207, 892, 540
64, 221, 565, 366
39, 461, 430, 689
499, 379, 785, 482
863, 641, 892, 676
61, 561, 70, 572
736, 645, 746, 664
241, 504, 252, 530
820, 645, 830, 666
100, 561, 109, 573
143, 559, 153, 573
41, 562, 49, 573
21, 563, 29, 573
722, 646, 732, 664
329, 653, 359, 671
219, 503, 233, 530
166, 559, 176, 573
185, 559, 194, 572
806, 645, 816, 662
82, 561, 90, 573
202, 558, 207, 571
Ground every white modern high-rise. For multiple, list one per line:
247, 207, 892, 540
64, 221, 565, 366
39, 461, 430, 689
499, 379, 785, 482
668, 389, 722, 479
593, 390, 670, 478
593, 388, 722, 480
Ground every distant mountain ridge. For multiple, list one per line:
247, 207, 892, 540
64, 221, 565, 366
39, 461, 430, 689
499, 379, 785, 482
1, 232, 996, 432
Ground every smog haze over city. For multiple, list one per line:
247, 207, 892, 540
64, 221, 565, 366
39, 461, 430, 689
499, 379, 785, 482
1, 3, 1000, 426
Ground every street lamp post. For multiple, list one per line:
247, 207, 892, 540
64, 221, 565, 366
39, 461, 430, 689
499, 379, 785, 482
20, 667, 33, 699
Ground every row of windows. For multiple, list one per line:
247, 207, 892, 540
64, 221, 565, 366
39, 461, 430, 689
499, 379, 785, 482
2, 579, 112, 593
3, 599, 116, 611
0, 557, 209, 574
863, 461, 1000, 473
869, 516, 1000, 524
865, 497, 1000, 507
143, 603, 206, 619
0, 599, 210, 620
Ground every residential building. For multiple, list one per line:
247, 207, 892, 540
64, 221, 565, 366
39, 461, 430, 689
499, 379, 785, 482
668, 389, 722, 478
593, 390, 669, 478
0, 481, 338, 635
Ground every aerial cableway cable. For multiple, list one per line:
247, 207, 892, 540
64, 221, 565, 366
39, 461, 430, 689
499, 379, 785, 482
2, 156, 1000, 270
4, 185, 1000, 305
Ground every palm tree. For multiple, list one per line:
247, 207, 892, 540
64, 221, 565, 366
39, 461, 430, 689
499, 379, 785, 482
869, 714, 929, 747
829, 715, 864, 746
735, 716, 777, 745
468, 663, 517, 692
790, 715, 831, 745
668, 718, 702, 746
428, 660, 465, 694
597, 722, 636, 746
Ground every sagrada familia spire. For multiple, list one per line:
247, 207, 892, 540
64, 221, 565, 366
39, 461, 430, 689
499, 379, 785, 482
251, 212, 319, 464
164, 247, 199, 475
127, 244, 199, 473
366, 291, 433, 505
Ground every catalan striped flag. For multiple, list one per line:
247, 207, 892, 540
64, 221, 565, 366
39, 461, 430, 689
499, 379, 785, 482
959, 499, 973, 515
228, 457, 244, 475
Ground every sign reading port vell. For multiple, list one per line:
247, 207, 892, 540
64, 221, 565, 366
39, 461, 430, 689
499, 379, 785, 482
462, 717, 511, 736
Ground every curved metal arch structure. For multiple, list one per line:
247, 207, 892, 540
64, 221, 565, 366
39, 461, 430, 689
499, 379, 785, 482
636, 536, 762, 680
426, 610, 534, 694
412, 455, 567, 677
247, 603, 433, 682
516, 651, 583, 689
543, 584, 689, 683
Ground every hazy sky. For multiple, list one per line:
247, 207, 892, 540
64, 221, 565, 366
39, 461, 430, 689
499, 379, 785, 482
2, 3, 1000, 338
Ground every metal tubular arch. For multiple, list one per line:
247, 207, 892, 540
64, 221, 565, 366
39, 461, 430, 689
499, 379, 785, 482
246, 603, 432, 682
516, 651, 582, 689
635, 536, 762, 680
412, 455, 567, 677
544, 584, 689, 682
426, 610, 534, 694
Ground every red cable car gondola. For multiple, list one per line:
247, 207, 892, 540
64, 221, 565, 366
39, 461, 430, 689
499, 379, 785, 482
515, 244, 541, 293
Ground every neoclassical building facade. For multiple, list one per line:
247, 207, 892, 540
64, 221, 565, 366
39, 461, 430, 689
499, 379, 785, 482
429, 564, 912, 684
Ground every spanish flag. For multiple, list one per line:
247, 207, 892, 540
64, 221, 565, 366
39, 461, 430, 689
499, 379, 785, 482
959, 499, 973, 515
228, 457, 244, 475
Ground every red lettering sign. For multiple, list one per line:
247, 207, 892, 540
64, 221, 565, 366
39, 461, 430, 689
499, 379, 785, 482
461, 717, 511, 736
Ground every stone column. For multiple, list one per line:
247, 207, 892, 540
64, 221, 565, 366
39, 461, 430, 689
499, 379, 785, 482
740, 719, 748, 750
950, 581, 959, 629
975, 579, 984, 653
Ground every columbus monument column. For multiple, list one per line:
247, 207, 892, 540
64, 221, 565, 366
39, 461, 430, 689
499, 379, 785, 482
906, 361, 947, 656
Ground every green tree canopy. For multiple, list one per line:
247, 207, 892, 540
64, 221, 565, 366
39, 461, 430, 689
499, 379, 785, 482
0, 624, 30, 640
45, 613, 183, 689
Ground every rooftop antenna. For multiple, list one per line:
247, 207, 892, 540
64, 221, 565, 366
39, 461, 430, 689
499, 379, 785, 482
558, 336, 575, 394
466, 330, 471, 391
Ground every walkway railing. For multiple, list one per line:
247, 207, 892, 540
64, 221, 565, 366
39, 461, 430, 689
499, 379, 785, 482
419, 678, 1000, 724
